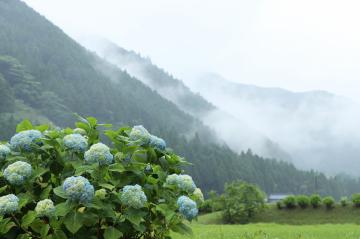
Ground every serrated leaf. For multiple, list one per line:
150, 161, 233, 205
16, 119, 33, 132
55, 202, 73, 217
124, 208, 146, 226
53, 186, 67, 199
108, 163, 125, 173
21, 211, 37, 228
104, 226, 123, 239
64, 211, 84, 234
35, 124, 49, 132
171, 222, 193, 236
99, 183, 115, 190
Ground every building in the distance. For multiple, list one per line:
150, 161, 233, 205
267, 194, 291, 203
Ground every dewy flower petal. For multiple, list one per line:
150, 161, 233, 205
3, 161, 32, 185
0, 194, 19, 215
63, 134, 88, 153
10, 130, 42, 151
63, 176, 94, 203
84, 143, 113, 165
120, 184, 147, 209
177, 195, 198, 221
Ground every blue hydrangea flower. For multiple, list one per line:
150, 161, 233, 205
129, 125, 151, 145
10, 130, 42, 151
165, 174, 196, 193
149, 135, 166, 150
0, 144, 11, 161
63, 176, 94, 203
63, 134, 88, 153
35, 199, 55, 217
120, 184, 147, 209
177, 196, 198, 221
84, 143, 113, 165
0, 194, 19, 215
3, 161, 32, 185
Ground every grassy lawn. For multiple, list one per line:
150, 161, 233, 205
172, 205, 360, 239
172, 223, 360, 239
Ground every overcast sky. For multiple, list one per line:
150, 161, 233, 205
22, 0, 360, 101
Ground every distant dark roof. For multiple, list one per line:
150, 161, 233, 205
268, 194, 290, 200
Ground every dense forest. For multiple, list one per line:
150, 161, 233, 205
0, 0, 360, 199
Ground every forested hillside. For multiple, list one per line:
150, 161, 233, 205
0, 0, 359, 198
82, 39, 291, 161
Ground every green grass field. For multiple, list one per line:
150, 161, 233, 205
172, 205, 360, 239
172, 223, 360, 239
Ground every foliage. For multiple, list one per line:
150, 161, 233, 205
222, 181, 265, 224
0, 117, 201, 238
340, 196, 349, 207
276, 201, 284, 210
296, 195, 310, 209
322, 196, 335, 209
352, 193, 360, 207
283, 196, 297, 209
310, 194, 322, 208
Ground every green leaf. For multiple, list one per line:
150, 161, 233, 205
99, 183, 115, 190
35, 124, 49, 132
171, 222, 193, 236
75, 164, 96, 175
21, 211, 37, 228
52, 230, 68, 239
55, 202, 73, 217
124, 208, 146, 226
86, 117, 97, 127
108, 163, 125, 173
40, 224, 50, 238
0, 218, 16, 234
18, 193, 33, 209
64, 211, 84, 234
156, 204, 176, 223
131, 150, 147, 163
53, 186, 67, 199
0, 185, 7, 194
103, 226, 123, 239
16, 119, 33, 132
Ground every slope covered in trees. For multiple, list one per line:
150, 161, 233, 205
0, 0, 359, 198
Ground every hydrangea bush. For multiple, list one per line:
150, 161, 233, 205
0, 117, 201, 238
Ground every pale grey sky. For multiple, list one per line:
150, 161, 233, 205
23, 0, 360, 101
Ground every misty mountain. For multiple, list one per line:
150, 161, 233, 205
186, 73, 360, 176
80, 39, 291, 161
1, 0, 360, 197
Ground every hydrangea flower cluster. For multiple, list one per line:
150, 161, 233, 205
193, 188, 204, 203
0, 194, 19, 215
10, 130, 42, 151
63, 176, 94, 203
149, 135, 166, 150
0, 144, 11, 161
165, 174, 196, 193
177, 196, 198, 221
84, 143, 113, 165
120, 184, 147, 209
129, 125, 151, 145
3, 161, 32, 185
63, 134, 88, 153
35, 199, 55, 217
